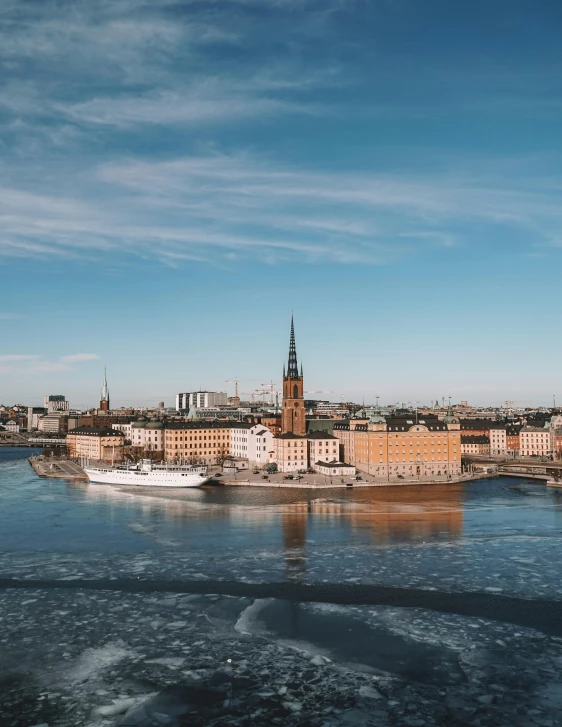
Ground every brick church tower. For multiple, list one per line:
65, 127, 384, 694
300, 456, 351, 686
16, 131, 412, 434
281, 316, 305, 436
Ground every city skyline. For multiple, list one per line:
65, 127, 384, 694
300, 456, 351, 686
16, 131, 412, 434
2, 0, 562, 404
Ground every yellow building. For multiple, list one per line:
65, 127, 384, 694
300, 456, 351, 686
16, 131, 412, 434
461, 435, 490, 455
67, 426, 125, 462
333, 412, 461, 479
164, 421, 231, 465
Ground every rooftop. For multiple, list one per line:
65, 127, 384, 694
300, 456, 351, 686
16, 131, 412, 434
69, 426, 124, 437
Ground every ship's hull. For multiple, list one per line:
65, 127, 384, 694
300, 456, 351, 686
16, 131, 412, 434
84, 467, 209, 488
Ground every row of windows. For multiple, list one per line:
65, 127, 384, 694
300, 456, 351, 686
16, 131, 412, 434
388, 457, 459, 462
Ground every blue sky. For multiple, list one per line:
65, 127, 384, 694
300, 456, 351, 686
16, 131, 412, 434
1, 0, 561, 408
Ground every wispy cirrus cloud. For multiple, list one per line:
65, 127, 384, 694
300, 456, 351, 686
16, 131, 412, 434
60, 353, 100, 363
1, 0, 561, 271
0, 353, 99, 374
1, 150, 561, 267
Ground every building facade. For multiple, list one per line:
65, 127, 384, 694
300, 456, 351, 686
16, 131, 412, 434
230, 423, 274, 468
38, 414, 70, 434
27, 407, 47, 430
520, 426, 552, 457
333, 412, 462, 479
489, 427, 507, 456
67, 427, 125, 461
273, 433, 309, 473
307, 431, 340, 467
44, 395, 70, 414
176, 391, 228, 410
127, 418, 165, 452
164, 421, 231, 465
506, 426, 522, 456
461, 435, 490, 455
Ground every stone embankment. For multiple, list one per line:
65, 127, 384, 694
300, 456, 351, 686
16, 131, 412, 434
221, 472, 494, 488
29, 456, 87, 480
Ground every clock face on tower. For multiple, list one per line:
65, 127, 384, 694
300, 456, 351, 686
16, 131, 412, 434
294, 402, 299, 407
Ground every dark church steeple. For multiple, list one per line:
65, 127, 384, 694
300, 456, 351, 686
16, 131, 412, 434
287, 314, 299, 378
281, 315, 305, 436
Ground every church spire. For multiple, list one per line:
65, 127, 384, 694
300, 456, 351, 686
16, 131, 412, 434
100, 366, 110, 411
101, 366, 109, 401
287, 314, 299, 378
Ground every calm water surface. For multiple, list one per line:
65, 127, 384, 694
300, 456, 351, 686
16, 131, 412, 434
1, 446, 561, 551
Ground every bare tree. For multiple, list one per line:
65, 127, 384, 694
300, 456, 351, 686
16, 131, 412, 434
215, 447, 228, 468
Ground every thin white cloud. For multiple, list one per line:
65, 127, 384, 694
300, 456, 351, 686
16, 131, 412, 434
1, 151, 561, 267
60, 353, 100, 363
0, 355, 40, 362
0, 353, 100, 374
0, 0, 560, 270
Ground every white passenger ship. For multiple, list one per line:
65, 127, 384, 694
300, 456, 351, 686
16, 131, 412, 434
84, 459, 211, 488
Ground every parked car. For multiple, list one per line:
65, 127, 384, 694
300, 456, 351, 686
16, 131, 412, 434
397, 474, 405, 479
261, 475, 269, 480
214, 473, 222, 477
283, 475, 294, 480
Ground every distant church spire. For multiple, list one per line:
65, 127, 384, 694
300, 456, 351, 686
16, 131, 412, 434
101, 366, 109, 401
287, 314, 299, 378
100, 366, 110, 411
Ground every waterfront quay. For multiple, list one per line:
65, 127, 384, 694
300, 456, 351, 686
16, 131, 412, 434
29, 455, 87, 480
28, 455, 489, 488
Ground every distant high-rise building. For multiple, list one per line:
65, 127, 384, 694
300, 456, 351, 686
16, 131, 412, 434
44, 395, 69, 414
176, 391, 228, 410
100, 367, 110, 411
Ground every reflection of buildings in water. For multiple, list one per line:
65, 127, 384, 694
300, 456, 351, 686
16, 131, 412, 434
348, 485, 464, 543
282, 506, 309, 578
270, 485, 465, 549
67, 482, 464, 548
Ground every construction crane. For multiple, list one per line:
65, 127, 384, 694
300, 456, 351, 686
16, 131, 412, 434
254, 387, 274, 404
239, 391, 260, 403
261, 381, 279, 405
225, 378, 260, 399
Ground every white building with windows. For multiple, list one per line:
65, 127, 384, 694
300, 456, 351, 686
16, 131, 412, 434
112, 421, 133, 442
122, 418, 165, 452
230, 423, 274, 468
313, 402, 349, 417
44, 395, 70, 414
489, 426, 507, 456
176, 391, 228, 410
520, 426, 552, 457
307, 431, 340, 466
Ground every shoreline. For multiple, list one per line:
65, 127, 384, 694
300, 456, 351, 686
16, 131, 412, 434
220, 472, 494, 488
27, 455, 493, 488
